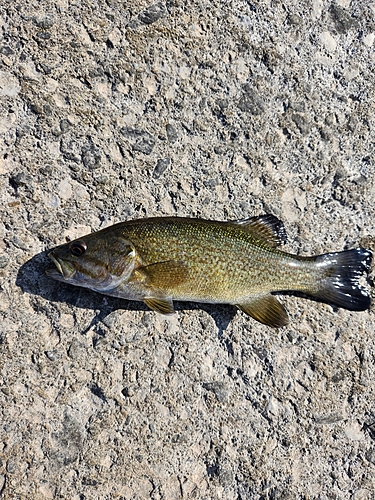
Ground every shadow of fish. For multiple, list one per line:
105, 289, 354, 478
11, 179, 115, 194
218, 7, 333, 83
46, 215, 372, 327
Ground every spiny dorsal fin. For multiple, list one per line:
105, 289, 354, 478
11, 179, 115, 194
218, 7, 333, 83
230, 214, 287, 247
144, 297, 175, 315
237, 294, 289, 327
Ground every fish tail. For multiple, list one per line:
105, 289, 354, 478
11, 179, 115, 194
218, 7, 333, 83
309, 248, 372, 311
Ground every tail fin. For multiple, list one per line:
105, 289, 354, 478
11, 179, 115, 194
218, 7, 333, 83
312, 248, 372, 311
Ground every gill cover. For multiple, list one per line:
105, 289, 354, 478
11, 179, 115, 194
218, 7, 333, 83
48, 233, 137, 290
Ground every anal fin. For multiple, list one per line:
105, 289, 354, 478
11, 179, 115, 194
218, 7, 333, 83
237, 295, 288, 328
144, 297, 175, 315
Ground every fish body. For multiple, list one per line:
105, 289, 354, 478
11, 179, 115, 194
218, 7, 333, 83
47, 215, 372, 327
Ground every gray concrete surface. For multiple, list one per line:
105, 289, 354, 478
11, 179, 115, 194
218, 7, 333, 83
1, 0, 375, 498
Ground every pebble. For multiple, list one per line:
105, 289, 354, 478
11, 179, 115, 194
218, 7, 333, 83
57, 179, 72, 200
132, 134, 156, 155
11, 172, 33, 187
0, 255, 9, 268
365, 448, 375, 465
314, 413, 344, 424
0, 46, 14, 56
120, 127, 157, 154
138, 2, 168, 25
237, 88, 265, 115
344, 422, 364, 441
319, 31, 337, 52
202, 381, 229, 403
33, 15, 55, 29
82, 146, 101, 169
329, 3, 359, 34
291, 113, 310, 135
6, 460, 16, 474
0, 71, 21, 97
120, 127, 144, 139
362, 33, 374, 47
45, 350, 61, 361
153, 158, 170, 178
49, 193, 60, 208
12, 236, 28, 251
166, 123, 178, 143
36, 32, 52, 40
60, 119, 72, 133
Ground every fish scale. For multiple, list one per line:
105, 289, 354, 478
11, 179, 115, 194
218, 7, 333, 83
120, 220, 309, 300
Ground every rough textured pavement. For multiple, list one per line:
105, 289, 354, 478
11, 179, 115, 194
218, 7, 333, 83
1, 0, 375, 498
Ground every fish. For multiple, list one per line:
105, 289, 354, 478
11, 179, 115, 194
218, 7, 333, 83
46, 215, 372, 327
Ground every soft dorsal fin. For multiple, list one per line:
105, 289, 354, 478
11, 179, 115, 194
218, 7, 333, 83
230, 214, 287, 247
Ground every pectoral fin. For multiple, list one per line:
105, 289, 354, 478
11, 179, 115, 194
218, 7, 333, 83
141, 260, 189, 289
140, 261, 187, 315
237, 295, 288, 327
144, 297, 175, 315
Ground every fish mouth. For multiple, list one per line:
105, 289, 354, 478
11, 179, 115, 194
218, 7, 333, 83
46, 252, 76, 280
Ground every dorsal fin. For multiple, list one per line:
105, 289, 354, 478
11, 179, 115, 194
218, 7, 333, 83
230, 214, 287, 247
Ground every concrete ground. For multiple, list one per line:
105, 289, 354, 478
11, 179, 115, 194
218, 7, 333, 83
1, 0, 374, 498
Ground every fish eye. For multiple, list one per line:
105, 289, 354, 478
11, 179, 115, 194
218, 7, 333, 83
70, 241, 87, 257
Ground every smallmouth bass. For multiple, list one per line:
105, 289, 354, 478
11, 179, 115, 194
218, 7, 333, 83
47, 215, 372, 327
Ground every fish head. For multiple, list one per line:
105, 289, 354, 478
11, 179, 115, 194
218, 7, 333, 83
46, 230, 136, 292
